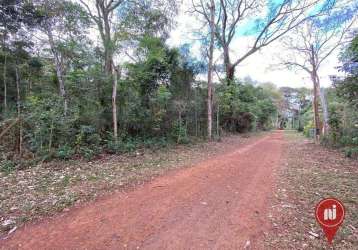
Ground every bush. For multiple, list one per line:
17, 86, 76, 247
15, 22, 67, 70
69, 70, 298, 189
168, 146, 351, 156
143, 137, 170, 149
339, 136, 353, 146
106, 138, 137, 154
56, 145, 75, 160
171, 120, 189, 144
0, 160, 16, 174
303, 121, 314, 137
78, 146, 97, 160
106, 140, 122, 154
344, 147, 358, 158
76, 125, 101, 146
353, 137, 358, 145
120, 140, 137, 152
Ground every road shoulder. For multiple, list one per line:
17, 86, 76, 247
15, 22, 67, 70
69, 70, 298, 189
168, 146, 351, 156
265, 131, 358, 249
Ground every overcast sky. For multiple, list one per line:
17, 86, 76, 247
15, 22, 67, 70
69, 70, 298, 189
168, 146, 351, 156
167, 0, 345, 89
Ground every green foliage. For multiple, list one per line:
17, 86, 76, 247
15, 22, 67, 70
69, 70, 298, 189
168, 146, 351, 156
24, 94, 69, 152
0, 160, 16, 174
75, 126, 101, 147
303, 120, 315, 137
217, 82, 277, 132
119, 139, 137, 153
78, 147, 97, 161
0, 0, 281, 168
171, 120, 189, 144
142, 137, 169, 149
22, 93, 103, 160
344, 147, 358, 159
56, 145, 74, 160
318, 34, 358, 153
327, 105, 342, 144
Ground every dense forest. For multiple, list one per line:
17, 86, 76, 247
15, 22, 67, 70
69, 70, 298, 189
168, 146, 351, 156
0, 0, 357, 171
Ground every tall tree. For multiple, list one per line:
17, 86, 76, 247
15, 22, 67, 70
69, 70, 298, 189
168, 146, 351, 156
280, 2, 357, 142
193, 0, 327, 82
80, 0, 122, 74
207, 0, 215, 139
190, 0, 216, 139
10, 36, 33, 155
33, 0, 90, 115
80, 0, 125, 141
79, 0, 177, 141
0, 0, 24, 114
334, 32, 358, 109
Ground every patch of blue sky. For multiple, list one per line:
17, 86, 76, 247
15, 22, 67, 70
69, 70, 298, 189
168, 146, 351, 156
312, 0, 358, 32
235, 0, 357, 38
235, 0, 291, 37
309, 0, 336, 16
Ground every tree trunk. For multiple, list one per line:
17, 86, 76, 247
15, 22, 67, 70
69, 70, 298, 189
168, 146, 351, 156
216, 104, 220, 138
101, 7, 118, 141
112, 65, 118, 142
319, 87, 329, 136
298, 108, 301, 131
207, 0, 215, 140
226, 64, 235, 83
103, 10, 113, 75
2, 26, 7, 114
310, 45, 321, 143
3, 52, 7, 114
194, 86, 198, 137
311, 71, 321, 143
47, 28, 68, 115
28, 78, 32, 93
104, 40, 113, 75
223, 46, 234, 83
48, 118, 54, 152
15, 66, 22, 156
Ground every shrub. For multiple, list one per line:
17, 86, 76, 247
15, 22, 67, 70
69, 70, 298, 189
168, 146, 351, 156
353, 137, 358, 145
339, 136, 353, 146
143, 137, 170, 149
79, 147, 96, 160
344, 147, 358, 158
56, 145, 75, 160
171, 120, 189, 144
0, 160, 16, 174
76, 125, 101, 146
106, 138, 138, 154
303, 121, 314, 137
120, 140, 137, 152
106, 140, 122, 154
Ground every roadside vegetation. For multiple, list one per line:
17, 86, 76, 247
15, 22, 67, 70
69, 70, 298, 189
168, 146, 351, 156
0, 1, 281, 172
265, 131, 358, 249
280, 33, 358, 158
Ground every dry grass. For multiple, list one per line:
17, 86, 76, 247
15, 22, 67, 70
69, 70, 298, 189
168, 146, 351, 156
265, 131, 358, 249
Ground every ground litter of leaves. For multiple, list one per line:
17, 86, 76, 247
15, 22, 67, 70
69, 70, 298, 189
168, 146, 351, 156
265, 131, 358, 249
0, 133, 260, 238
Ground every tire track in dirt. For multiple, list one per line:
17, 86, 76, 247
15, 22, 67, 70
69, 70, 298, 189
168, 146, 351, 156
1, 131, 284, 250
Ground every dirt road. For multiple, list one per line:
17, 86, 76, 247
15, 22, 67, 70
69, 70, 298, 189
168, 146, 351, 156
1, 131, 284, 250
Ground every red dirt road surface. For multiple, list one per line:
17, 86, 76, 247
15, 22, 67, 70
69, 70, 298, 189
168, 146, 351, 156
1, 131, 284, 250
